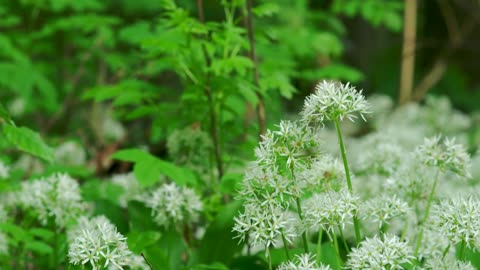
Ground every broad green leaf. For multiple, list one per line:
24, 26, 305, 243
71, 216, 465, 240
2, 124, 54, 162
127, 231, 162, 254
29, 228, 54, 241
25, 241, 53, 255
191, 263, 229, 270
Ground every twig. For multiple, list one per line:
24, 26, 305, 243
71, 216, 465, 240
197, 0, 224, 181
398, 0, 418, 104
245, 0, 266, 139
413, 7, 480, 101
141, 253, 154, 270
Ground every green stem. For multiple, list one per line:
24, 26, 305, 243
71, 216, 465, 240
414, 170, 440, 256
266, 245, 272, 270
333, 118, 361, 244
281, 230, 291, 260
458, 240, 466, 261
400, 196, 416, 241
441, 244, 451, 260
296, 197, 309, 253
332, 232, 343, 268
338, 226, 350, 253
316, 230, 323, 264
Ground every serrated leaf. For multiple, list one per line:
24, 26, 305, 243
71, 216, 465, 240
2, 124, 54, 162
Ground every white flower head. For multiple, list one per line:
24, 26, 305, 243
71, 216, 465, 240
346, 234, 413, 270
54, 141, 87, 166
422, 255, 476, 270
431, 196, 480, 249
111, 172, 142, 207
143, 182, 202, 228
0, 232, 8, 255
415, 135, 471, 178
360, 194, 409, 229
303, 189, 359, 238
18, 173, 88, 228
278, 253, 331, 270
0, 161, 10, 179
68, 216, 134, 269
233, 202, 297, 250
301, 80, 370, 124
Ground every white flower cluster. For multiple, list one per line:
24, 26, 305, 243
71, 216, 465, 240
233, 202, 297, 248
303, 189, 358, 238
346, 234, 413, 269
431, 196, 480, 248
300, 80, 370, 124
18, 173, 88, 227
0, 161, 10, 179
143, 182, 202, 228
167, 126, 213, 174
255, 120, 321, 171
68, 216, 146, 270
278, 253, 331, 270
54, 141, 87, 166
361, 195, 409, 229
421, 255, 476, 270
415, 135, 471, 178
299, 155, 346, 192
111, 172, 142, 207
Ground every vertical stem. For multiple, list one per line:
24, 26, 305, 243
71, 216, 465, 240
332, 232, 343, 268
281, 230, 291, 260
458, 240, 466, 261
333, 118, 361, 244
196, 0, 224, 181
399, 0, 418, 104
414, 170, 440, 256
316, 230, 323, 264
338, 226, 350, 253
244, 0, 266, 139
266, 245, 272, 270
296, 197, 310, 253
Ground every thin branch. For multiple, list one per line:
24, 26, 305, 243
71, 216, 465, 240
245, 0, 266, 139
197, 0, 224, 181
413, 8, 480, 101
398, 0, 418, 104
141, 253, 154, 270
436, 0, 461, 45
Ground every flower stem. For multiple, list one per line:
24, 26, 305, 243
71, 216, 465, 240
266, 245, 272, 270
338, 226, 350, 253
332, 232, 343, 268
414, 170, 440, 256
296, 196, 309, 253
316, 230, 323, 264
281, 230, 291, 260
333, 118, 361, 244
458, 240, 466, 261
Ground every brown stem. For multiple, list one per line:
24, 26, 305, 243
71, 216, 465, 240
245, 0, 266, 139
398, 0, 418, 105
141, 253, 154, 270
197, 0, 224, 180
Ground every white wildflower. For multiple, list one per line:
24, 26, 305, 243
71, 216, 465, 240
54, 141, 86, 166
301, 80, 370, 124
421, 255, 476, 270
299, 155, 346, 192
233, 202, 297, 249
431, 196, 480, 248
415, 135, 471, 178
111, 172, 141, 207
143, 182, 202, 228
68, 216, 133, 269
360, 194, 409, 229
302, 189, 359, 237
0, 232, 8, 255
346, 234, 413, 270
278, 253, 331, 270
18, 173, 87, 228
0, 161, 9, 179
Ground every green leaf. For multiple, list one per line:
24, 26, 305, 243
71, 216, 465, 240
191, 262, 229, 270
219, 173, 242, 194
0, 102, 11, 123
2, 124, 54, 162
127, 231, 162, 254
25, 241, 53, 255
28, 228, 54, 241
